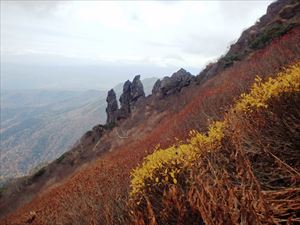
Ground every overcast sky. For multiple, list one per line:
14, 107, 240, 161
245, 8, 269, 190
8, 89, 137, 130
1, 0, 273, 90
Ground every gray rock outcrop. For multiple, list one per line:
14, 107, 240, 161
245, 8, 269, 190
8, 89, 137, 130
105, 75, 146, 123
119, 80, 132, 119
106, 89, 119, 124
131, 75, 145, 102
119, 75, 145, 119
152, 68, 194, 97
152, 79, 161, 95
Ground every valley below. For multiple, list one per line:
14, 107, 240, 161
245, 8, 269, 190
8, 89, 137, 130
0, 78, 157, 183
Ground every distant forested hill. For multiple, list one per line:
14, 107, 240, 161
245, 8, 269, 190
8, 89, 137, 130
0, 78, 157, 180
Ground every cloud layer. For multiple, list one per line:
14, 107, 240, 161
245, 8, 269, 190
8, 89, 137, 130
1, 1, 273, 90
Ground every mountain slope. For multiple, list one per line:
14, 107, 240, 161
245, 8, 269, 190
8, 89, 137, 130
129, 63, 300, 224
0, 0, 299, 224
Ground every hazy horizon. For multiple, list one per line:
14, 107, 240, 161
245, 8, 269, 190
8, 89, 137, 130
1, 0, 273, 91
1, 76, 159, 92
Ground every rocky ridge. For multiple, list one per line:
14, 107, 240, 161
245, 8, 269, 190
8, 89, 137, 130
152, 68, 194, 98
198, 0, 300, 82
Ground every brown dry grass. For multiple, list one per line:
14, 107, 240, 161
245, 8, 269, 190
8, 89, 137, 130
129, 68, 300, 225
1, 28, 300, 225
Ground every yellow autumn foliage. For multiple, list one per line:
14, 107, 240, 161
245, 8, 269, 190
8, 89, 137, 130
130, 121, 225, 197
235, 63, 300, 112
130, 62, 300, 198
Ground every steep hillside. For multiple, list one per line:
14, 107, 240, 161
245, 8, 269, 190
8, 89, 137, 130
0, 0, 299, 224
198, 0, 300, 81
129, 63, 300, 224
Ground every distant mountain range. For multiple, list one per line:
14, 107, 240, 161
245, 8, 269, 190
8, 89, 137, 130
0, 77, 157, 180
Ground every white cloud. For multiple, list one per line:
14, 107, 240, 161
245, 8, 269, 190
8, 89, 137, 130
1, 0, 273, 90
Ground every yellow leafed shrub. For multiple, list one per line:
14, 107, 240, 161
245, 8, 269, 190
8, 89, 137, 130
130, 121, 225, 197
130, 62, 300, 200
235, 63, 300, 113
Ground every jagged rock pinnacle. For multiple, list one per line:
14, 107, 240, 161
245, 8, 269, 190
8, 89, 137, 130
131, 75, 145, 102
105, 75, 145, 123
119, 80, 132, 118
106, 89, 118, 124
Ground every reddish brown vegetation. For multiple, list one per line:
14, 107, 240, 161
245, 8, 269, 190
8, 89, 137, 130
129, 89, 300, 224
1, 28, 300, 225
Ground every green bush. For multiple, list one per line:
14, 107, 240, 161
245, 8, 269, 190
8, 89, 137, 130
32, 167, 46, 180
104, 122, 116, 130
220, 53, 243, 68
56, 153, 66, 163
249, 23, 292, 50
0, 186, 6, 197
